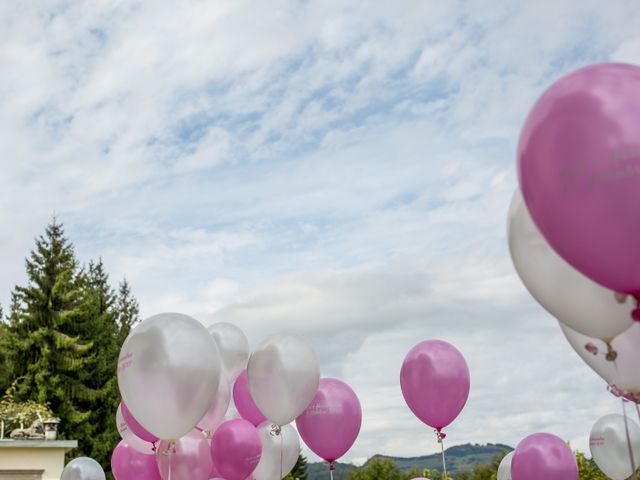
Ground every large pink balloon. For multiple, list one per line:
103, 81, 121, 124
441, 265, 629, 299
511, 433, 577, 480
233, 370, 267, 427
156, 430, 212, 480
121, 401, 159, 443
211, 419, 262, 480
111, 441, 161, 480
296, 378, 362, 463
518, 63, 640, 302
400, 340, 470, 431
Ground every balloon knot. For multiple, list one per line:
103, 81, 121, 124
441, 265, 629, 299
161, 440, 176, 456
435, 429, 446, 441
329, 462, 336, 471
269, 424, 282, 437
151, 442, 157, 453
605, 343, 618, 362
614, 292, 629, 303
608, 384, 640, 403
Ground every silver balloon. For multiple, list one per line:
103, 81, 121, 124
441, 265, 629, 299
117, 312, 222, 440
208, 322, 250, 382
247, 335, 320, 426
560, 322, 640, 401
497, 451, 513, 480
115, 403, 155, 454
196, 374, 231, 436
61, 457, 105, 480
508, 189, 633, 341
252, 422, 301, 480
590, 414, 640, 480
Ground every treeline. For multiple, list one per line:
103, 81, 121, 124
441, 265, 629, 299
342, 451, 613, 480
0, 220, 140, 469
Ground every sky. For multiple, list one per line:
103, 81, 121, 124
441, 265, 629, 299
1, 0, 640, 466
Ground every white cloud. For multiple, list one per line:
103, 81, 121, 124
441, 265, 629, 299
0, 0, 638, 463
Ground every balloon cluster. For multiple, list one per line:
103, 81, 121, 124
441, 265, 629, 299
63, 313, 363, 480
507, 62, 640, 480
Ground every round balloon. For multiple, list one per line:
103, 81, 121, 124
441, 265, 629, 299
116, 403, 156, 455
518, 62, 640, 297
497, 451, 513, 480
560, 322, 640, 402
121, 401, 159, 443
252, 422, 300, 480
400, 340, 470, 431
111, 441, 161, 480
233, 369, 267, 427
511, 433, 577, 480
117, 312, 222, 440
211, 419, 262, 480
156, 430, 212, 480
590, 413, 640, 480
196, 376, 230, 436
247, 335, 320, 426
61, 457, 106, 480
508, 189, 633, 341
296, 378, 362, 463
208, 322, 250, 382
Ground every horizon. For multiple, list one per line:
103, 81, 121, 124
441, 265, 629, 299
1, 0, 638, 465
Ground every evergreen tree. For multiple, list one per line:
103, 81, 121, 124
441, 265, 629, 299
114, 279, 140, 343
3, 220, 96, 439
285, 452, 309, 479
76, 259, 122, 468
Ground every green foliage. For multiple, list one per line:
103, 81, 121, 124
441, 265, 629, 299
0, 219, 140, 473
285, 452, 309, 479
0, 380, 54, 431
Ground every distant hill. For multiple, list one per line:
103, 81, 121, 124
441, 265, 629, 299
305, 443, 513, 480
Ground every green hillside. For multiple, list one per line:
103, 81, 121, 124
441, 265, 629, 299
305, 443, 513, 480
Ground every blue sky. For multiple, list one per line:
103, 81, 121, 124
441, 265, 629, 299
1, 0, 640, 465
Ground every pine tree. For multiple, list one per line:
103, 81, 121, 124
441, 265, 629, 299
114, 279, 140, 344
285, 452, 309, 479
3, 220, 96, 437
76, 259, 122, 467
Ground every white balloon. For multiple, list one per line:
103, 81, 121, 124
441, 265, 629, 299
115, 403, 155, 454
61, 457, 105, 480
508, 189, 633, 341
208, 322, 250, 382
117, 312, 222, 440
497, 451, 513, 480
197, 376, 231, 436
560, 322, 640, 401
252, 422, 301, 480
590, 414, 640, 480
247, 335, 320, 426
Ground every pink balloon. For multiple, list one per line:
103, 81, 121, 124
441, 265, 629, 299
296, 378, 362, 463
400, 340, 470, 431
233, 370, 267, 427
511, 433, 577, 480
211, 419, 262, 480
197, 379, 231, 435
518, 63, 640, 304
156, 430, 212, 480
121, 401, 159, 443
111, 440, 161, 480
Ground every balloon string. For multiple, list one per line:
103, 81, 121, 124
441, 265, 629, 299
622, 399, 638, 480
636, 403, 640, 424
280, 429, 283, 480
435, 429, 448, 479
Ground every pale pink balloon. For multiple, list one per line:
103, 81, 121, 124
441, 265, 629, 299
296, 378, 361, 463
211, 419, 262, 480
518, 62, 640, 308
121, 401, 159, 443
400, 340, 470, 432
197, 379, 231, 435
233, 370, 266, 427
111, 440, 161, 480
156, 430, 212, 480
